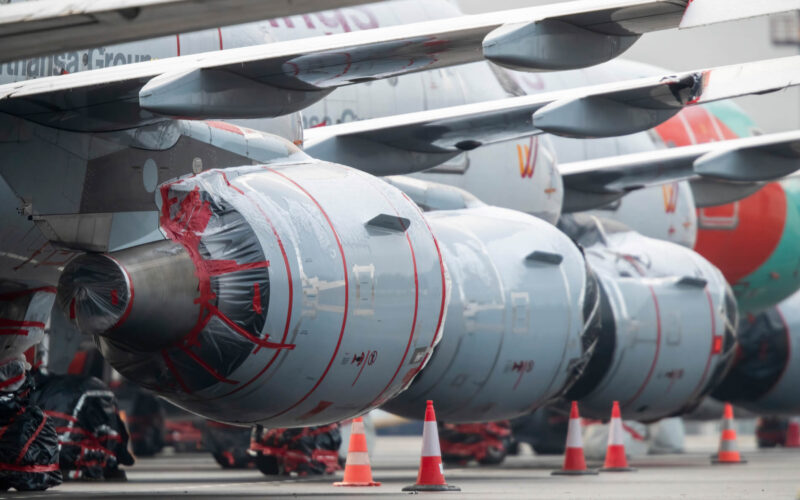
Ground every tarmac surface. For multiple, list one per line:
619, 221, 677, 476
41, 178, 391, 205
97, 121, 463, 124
3, 434, 797, 499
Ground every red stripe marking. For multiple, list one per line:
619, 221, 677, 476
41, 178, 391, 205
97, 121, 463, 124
0, 319, 45, 329
178, 344, 239, 384
367, 184, 420, 405
622, 285, 662, 409
204, 259, 269, 276
16, 414, 47, 463
0, 329, 28, 336
45, 410, 77, 423
252, 283, 263, 315
264, 168, 349, 419
0, 287, 56, 301
686, 288, 718, 400
0, 373, 24, 390
352, 350, 370, 387
218, 27, 223, 50
157, 175, 294, 394
176, 34, 181, 56
208, 120, 245, 136
67, 351, 88, 375
220, 170, 245, 195
0, 463, 59, 472
210, 170, 296, 399
162, 350, 192, 393
400, 192, 447, 381
105, 255, 134, 332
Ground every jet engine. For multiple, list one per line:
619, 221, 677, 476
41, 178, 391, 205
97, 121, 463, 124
57, 162, 448, 427
712, 289, 800, 415
560, 215, 738, 422
383, 204, 594, 422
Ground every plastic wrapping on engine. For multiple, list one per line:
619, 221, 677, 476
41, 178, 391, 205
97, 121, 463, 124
29, 370, 133, 481
439, 421, 512, 466
85, 173, 297, 398
712, 308, 788, 403
0, 287, 56, 361
0, 360, 62, 491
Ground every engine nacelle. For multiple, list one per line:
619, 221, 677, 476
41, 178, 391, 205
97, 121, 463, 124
560, 215, 738, 422
383, 205, 591, 422
57, 162, 448, 427
712, 289, 800, 415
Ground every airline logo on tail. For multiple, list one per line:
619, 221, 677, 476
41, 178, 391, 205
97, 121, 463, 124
662, 183, 679, 213
517, 137, 539, 179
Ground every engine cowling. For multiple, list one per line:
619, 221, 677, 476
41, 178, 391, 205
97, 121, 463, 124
383, 205, 591, 422
57, 162, 448, 427
560, 215, 738, 421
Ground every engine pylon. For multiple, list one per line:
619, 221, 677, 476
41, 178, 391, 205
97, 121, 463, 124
552, 401, 598, 476
403, 401, 460, 492
711, 403, 747, 464
600, 401, 636, 472
334, 417, 380, 487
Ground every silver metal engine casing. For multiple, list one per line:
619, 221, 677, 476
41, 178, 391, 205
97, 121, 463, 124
384, 206, 587, 422
567, 217, 736, 421
60, 161, 448, 427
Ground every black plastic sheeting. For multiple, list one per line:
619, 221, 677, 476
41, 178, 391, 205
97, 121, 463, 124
439, 421, 513, 466
113, 382, 165, 457
30, 370, 134, 481
203, 422, 253, 469
250, 424, 341, 476
713, 308, 790, 403
0, 360, 61, 491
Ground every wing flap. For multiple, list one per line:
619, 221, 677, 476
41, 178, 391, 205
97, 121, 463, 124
0, 0, 375, 63
304, 57, 800, 176
561, 130, 800, 211
2, 0, 795, 131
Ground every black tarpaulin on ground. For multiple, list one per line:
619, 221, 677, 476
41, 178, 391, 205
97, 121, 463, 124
0, 361, 62, 491
30, 370, 133, 481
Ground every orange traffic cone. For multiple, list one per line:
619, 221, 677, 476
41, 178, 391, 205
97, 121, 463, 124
600, 401, 636, 472
711, 403, 747, 464
402, 400, 460, 492
552, 401, 598, 476
786, 417, 800, 448
333, 417, 381, 486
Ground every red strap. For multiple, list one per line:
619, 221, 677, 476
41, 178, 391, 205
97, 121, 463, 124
45, 410, 77, 423
16, 414, 47, 464
0, 463, 59, 472
0, 373, 24, 390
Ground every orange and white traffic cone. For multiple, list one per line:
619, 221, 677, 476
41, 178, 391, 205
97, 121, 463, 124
552, 401, 598, 476
402, 400, 460, 492
786, 417, 800, 448
600, 401, 636, 472
711, 403, 747, 464
333, 417, 381, 486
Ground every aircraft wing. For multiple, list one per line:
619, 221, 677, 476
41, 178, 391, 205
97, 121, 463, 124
303, 56, 800, 175
559, 130, 800, 211
0, 0, 374, 64
1, 0, 796, 132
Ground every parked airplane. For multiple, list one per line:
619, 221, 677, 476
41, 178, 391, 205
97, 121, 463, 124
0, 0, 796, 471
